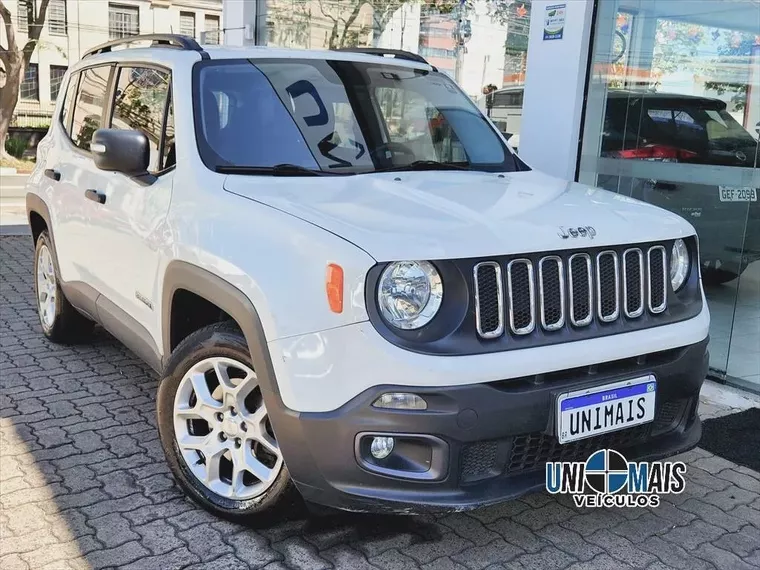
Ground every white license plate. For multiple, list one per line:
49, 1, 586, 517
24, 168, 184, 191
719, 186, 757, 202
556, 376, 656, 444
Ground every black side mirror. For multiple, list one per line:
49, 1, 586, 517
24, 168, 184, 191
91, 129, 155, 185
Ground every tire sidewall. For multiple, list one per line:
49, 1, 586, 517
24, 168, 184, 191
157, 326, 292, 519
34, 231, 62, 337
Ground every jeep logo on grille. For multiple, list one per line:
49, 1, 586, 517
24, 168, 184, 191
558, 226, 597, 239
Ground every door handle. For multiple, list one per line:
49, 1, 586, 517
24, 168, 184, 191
44, 169, 61, 182
84, 189, 106, 204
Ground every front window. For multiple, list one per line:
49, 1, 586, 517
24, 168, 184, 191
193, 59, 518, 175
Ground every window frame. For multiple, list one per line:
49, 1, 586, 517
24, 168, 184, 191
107, 62, 175, 176
48, 0, 67, 36
49, 64, 68, 101
108, 2, 140, 40
59, 70, 80, 135
19, 63, 39, 101
179, 11, 195, 39
64, 63, 116, 157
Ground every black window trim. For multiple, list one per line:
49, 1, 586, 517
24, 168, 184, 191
59, 69, 80, 135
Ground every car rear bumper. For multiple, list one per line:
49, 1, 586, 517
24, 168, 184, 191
272, 338, 708, 514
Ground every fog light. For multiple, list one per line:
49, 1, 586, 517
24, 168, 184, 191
372, 393, 427, 410
370, 436, 395, 459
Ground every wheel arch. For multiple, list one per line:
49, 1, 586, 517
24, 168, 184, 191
161, 261, 282, 401
26, 194, 53, 246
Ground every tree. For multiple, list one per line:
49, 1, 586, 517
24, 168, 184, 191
0, 0, 50, 157
318, 0, 368, 49
369, 0, 408, 47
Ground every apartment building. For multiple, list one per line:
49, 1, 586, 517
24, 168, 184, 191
2, 0, 222, 126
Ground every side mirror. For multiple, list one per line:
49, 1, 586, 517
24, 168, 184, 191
91, 129, 154, 185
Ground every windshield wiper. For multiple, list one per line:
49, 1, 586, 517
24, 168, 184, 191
373, 160, 471, 173
215, 163, 345, 176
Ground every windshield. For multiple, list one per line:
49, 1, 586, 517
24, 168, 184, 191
193, 59, 519, 174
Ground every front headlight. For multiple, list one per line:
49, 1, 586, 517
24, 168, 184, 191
670, 238, 690, 291
377, 261, 443, 330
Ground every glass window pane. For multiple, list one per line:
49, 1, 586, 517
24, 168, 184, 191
48, 0, 67, 35
19, 63, 38, 100
50, 65, 67, 101
71, 65, 111, 151
180, 11, 195, 38
60, 71, 78, 135
578, 0, 759, 384
204, 15, 220, 44
110, 66, 170, 172
162, 90, 175, 170
108, 3, 139, 40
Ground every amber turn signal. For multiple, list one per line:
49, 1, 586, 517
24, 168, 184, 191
326, 263, 344, 313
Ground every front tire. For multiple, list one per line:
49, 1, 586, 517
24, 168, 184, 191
157, 322, 294, 523
34, 230, 94, 343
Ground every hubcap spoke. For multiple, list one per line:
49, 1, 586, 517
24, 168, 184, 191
173, 356, 283, 501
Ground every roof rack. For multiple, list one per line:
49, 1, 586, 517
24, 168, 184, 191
83, 34, 208, 59
332, 47, 429, 65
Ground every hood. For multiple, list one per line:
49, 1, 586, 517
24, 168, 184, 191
223, 169, 695, 261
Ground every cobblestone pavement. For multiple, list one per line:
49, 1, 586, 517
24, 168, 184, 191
2, 235, 760, 570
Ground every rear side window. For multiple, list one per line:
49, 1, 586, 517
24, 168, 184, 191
71, 65, 111, 151
110, 66, 171, 172
59, 71, 79, 136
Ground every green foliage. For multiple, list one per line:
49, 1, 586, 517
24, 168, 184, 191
4, 137, 27, 159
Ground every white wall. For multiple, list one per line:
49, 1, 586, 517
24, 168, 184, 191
519, 0, 595, 181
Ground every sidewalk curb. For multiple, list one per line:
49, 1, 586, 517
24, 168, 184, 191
0, 224, 31, 235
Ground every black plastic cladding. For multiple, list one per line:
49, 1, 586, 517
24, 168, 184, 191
364, 237, 702, 356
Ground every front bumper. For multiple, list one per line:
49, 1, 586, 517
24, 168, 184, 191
272, 339, 708, 514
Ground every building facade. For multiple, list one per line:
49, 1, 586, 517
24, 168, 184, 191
1, 0, 222, 127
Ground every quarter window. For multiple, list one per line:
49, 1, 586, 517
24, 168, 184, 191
108, 3, 139, 40
110, 66, 171, 172
60, 71, 79, 136
71, 65, 111, 151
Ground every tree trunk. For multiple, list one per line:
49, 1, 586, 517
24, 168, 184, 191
0, 56, 23, 159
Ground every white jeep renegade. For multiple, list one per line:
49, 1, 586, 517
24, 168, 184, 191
26, 34, 710, 521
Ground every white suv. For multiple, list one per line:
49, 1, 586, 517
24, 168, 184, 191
26, 34, 710, 521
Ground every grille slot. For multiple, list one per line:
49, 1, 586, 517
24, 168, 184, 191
460, 441, 501, 483
474, 262, 504, 338
507, 259, 535, 335
623, 249, 644, 318
539, 256, 564, 331
648, 246, 667, 313
568, 253, 593, 327
596, 251, 620, 322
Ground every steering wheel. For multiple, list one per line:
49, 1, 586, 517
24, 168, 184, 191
370, 141, 417, 163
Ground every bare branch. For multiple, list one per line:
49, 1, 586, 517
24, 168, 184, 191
30, 0, 50, 39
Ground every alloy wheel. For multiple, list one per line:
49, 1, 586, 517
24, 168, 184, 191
173, 357, 283, 500
36, 244, 57, 331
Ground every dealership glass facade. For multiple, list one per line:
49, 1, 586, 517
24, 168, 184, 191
251, 0, 759, 391
579, 0, 760, 390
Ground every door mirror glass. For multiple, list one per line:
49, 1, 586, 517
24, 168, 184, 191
91, 128, 150, 177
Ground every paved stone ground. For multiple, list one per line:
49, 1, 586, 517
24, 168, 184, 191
2, 234, 760, 570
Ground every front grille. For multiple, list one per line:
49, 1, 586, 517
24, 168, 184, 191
460, 441, 500, 483
473, 244, 669, 339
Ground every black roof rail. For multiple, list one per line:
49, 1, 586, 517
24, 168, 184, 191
332, 47, 430, 65
83, 34, 208, 59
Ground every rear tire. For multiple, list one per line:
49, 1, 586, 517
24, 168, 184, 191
157, 322, 296, 524
34, 230, 94, 343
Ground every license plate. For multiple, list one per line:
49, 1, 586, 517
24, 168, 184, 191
719, 186, 757, 202
556, 376, 656, 444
